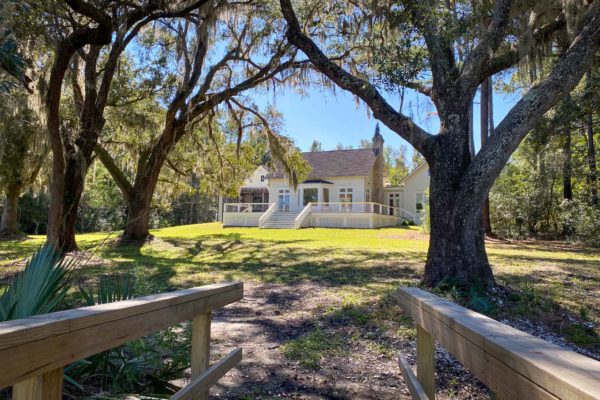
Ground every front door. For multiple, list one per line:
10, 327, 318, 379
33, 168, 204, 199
278, 189, 291, 212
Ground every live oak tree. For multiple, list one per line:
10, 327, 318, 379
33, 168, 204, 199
95, 2, 308, 242
0, 90, 47, 234
41, 0, 213, 251
279, 0, 600, 286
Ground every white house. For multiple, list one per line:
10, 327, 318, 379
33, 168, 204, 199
220, 126, 429, 228
384, 161, 430, 220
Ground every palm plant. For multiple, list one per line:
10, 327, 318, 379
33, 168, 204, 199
0, 244, 75, 321
79, 274, 136, 305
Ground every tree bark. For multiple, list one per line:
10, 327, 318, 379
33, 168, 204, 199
587, 111, 598, 204
480, 78, 492, 236
122, 192, 153, 243
0, 183, 22, 235
424, 106, 495, 288
121, 131, 176, 242
56, 152, 92, 251
563, 119, 573, 201
586, 68, 598, 205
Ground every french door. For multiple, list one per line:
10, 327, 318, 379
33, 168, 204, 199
278, 189, 291, 212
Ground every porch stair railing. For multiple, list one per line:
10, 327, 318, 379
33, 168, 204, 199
258, 202, 276, 228
294, 203, 313, 228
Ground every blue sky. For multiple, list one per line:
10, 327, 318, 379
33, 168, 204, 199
256, 82, 522, 157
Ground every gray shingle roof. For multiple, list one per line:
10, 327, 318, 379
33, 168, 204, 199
270, 148, 377, 179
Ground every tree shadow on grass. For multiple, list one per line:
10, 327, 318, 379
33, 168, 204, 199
489, 240, 600, 256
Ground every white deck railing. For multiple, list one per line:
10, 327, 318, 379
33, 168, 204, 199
224, 203, 270, 213
311, 202, 416, 220
225, 201, 417, 222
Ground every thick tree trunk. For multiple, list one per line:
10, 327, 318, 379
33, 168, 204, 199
480, 78, 492, 236
587, 111, 598, 204
54, 155, 89, 252
423, 110, 495, 288
424, 160, 494, 287
0, 184, 22, 235
563, 121, 573, 201
122, 193, 152, 243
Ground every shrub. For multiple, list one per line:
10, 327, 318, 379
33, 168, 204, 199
559, 200, 600, 246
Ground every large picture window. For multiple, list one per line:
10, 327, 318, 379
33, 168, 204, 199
303, 188, 318, 206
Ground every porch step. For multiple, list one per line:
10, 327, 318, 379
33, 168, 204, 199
260, 211, 302, 229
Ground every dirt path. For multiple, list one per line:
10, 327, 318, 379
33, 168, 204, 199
207, 282, 488, 399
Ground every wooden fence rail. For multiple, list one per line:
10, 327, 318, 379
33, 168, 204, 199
396, 287, 600, 400
0, 281, 244, 400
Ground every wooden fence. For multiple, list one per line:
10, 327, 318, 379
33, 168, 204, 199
0, 281, 244, 400
396, 287, 600, 400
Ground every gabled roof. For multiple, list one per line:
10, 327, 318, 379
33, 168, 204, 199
385, 161, 428, 188
269, 148, 378, 179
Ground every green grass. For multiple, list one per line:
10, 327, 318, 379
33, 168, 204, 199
280, 327, 344, 369
0, 223, 599, 354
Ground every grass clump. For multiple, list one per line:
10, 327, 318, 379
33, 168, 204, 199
563, 323, 600, 348
281, 327, 342, 369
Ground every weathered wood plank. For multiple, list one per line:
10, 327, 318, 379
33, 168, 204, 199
12, 368, 63, 400
398, 353, 429, 400
171, 348, 242, 400
191, 312, 211, 400
0, 282, 243, 389
397, 287, 600, 400
0, 282, 242, 351
416, 325, 435, 400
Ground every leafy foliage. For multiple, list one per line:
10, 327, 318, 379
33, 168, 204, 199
79, 274, 136, 306
68, 274, 193, 397
0, 244, 74, 321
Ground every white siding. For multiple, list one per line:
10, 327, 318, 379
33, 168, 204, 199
243, 165, 269, 188
402, 163, 430, 220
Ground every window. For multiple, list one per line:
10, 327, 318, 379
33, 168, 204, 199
303, 188, 318, 206
278, 189, 291, 212
365, 188, 371, 202
323, 188, 330, 204
340, 188, 353, 212
416, 192, 425, 212
260, 175, 265, 182
389, 193, 401, 216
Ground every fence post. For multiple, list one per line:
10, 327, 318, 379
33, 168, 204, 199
192, 312, 211, 400
417, 324, 435, 400
12, 368, 63, 400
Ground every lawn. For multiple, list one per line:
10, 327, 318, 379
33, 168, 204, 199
0, 223, 599, 398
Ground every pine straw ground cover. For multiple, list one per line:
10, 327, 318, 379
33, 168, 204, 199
0, 223, 599, 399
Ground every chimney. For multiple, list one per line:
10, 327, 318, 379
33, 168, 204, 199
372, 123, 385, 203
372, 122, 384, 156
